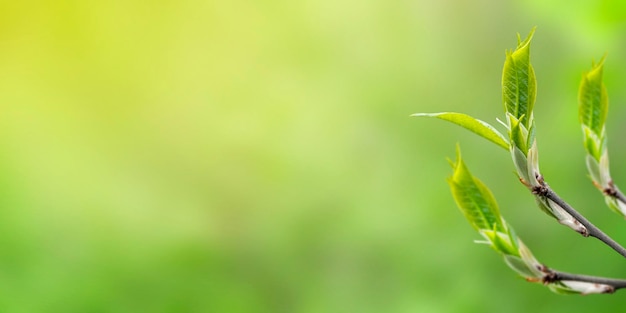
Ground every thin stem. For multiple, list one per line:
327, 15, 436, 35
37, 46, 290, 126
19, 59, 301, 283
602, 181, 626, 207
549, 270, 626, 291
533, 264, 626, 293
611, 187, 626, 207
535, 265, 626, 293
542, 187, 626, 259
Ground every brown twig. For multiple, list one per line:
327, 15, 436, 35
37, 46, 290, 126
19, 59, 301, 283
530, 180, 626, 259
538, 265, 626, 293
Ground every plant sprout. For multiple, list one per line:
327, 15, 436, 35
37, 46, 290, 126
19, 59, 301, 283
414, 28, 626, 295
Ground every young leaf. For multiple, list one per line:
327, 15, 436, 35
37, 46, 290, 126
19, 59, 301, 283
448, 147, 506, 233
579, 55, 608, 137
526, 140, 541, 188
605, 196, 626, 217
585, 154, 602, 187
447, 148, 547, 281
504, 254, 537, 277
507, 113, 528, 151
511, 146, 530, 184
481, 228, 518, 256
577, 56, 626, 217
412, 112, 509, 150
502, 28, 537, 127
582, 125, 603, 160
503, 240, 543, 279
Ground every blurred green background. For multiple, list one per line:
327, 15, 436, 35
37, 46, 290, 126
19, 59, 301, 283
2, 0, 626, 312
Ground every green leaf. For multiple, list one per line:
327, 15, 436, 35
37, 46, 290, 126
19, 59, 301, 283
549, 283, 583, 295
604, 196, 625, 217
582, 125, 602, 160
579, 55, 608, 137
585, 154, 602, 186
526, 140, 541, 187
507, 113, 528, 154
511, 146, 530, 183
481, 228, 517, 256
412, 112, 509, 150
502, 28, 537, 127
504, 254, 536, 278
448, 146, 506, 233
526, 121, 536, 153
535, 197, 557, 219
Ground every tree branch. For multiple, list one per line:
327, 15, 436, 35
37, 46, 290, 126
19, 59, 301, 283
536, 265, 626, 293
538, 185, 626, 259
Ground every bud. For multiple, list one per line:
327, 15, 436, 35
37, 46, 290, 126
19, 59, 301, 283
536, 197, 588, 236
526, 140, 541, 188
502, 28, 537, 128
503, 240, 543, 279
511, 146, 530, 185
556, 281, 614, 295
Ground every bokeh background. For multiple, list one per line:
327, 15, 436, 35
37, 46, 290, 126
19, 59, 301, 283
1, 0, 626, 312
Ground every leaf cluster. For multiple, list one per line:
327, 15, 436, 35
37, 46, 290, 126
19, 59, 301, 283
413, 29, 626, 295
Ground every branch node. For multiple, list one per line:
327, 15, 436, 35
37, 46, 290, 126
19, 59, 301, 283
531, 185, 548, 197
603, 181, 621, 199
538, 264, 558, 285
